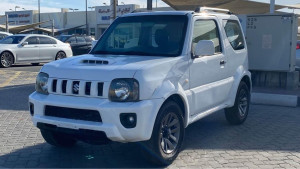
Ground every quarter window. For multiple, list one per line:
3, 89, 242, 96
223, 20, 245, 50
192, 20, 222, 53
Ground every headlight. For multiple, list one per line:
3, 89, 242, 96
36, 72, 49, 95
109, 78, 139, 102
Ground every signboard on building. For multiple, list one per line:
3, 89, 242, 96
5, 11, 35, 25
96, 4, 139, 24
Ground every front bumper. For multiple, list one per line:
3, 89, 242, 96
29, 92, 164, 142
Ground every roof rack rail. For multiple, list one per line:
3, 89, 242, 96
195, 7, 232, 14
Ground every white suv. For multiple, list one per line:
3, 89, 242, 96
29, 8, 251, 165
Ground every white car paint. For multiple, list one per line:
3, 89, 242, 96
0, 34, 73, 66
29, 11, 251, 142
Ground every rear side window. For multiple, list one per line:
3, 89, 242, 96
223, 20, 245, 50
39, 37, 57, 44
192, 20, 222, 53
77, 37, 86, 43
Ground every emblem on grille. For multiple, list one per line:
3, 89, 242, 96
73, 83, 79, 93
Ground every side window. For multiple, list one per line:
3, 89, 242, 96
24, 37, 39, 45
39, 37, 57, 44
77, 37, 86, 43
223, 20, 245, 50
192, 20, 222, 53
67, 37, 76, 43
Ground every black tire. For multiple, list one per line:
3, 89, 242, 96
31, 63, 40, 66
141, 101, 185, 166
41, 130, 77, 147
55, 51, 66, 60
0, 51, 14, 68
225, 81, 250, 125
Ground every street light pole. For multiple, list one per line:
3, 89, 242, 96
86, 0, 89, 35
38, 0, 40, 23
5, 14, 9, 33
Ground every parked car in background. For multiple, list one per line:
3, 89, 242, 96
0, 31, 13, 40
56, 35, 94, 56
0, 34, 73, 68
296, 41, 300, 68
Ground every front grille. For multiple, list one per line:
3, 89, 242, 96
45, 105, 102, 122
50, 78, 104, 97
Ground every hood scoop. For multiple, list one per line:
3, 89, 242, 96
81, 59, 109, 65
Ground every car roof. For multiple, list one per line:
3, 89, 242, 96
122, 10, 238, 20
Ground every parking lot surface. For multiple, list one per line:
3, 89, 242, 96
1, 66, 300, 168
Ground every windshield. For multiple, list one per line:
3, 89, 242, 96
57, 36, 71, 42
91, 15, 188, 57
0, 36, 25, 44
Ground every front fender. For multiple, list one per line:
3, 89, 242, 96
151, 80, 190, 127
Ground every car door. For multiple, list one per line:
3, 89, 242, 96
66, 36, 77, 55
76, 36, 88, 55
189, 17, 232, 116
38, 36, 59, 61
17, 36, 39, 62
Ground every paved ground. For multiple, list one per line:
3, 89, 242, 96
1, 66, 300, 168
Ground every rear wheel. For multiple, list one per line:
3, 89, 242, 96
0, 52, 14, 68
142, 101, 185, 166
41, 130, 77, 147
56, 51, 66, 60
225, 81, 250, 125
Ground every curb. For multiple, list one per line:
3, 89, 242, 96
251, 92, 299, 107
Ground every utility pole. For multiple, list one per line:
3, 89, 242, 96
52, 19, 54, 37
270, 0, 275, 13
147, 0, 152, 10
86, 0, 89, 35
5, 14, 9, 33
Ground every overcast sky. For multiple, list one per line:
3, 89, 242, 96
0, 0, 300, 15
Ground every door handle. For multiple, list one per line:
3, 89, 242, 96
34, 46, 38, 47
220, 60, 226, 65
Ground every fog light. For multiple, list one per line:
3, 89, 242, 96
120, 113, 137, 128
29, 103, 34, 116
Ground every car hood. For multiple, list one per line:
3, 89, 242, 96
41, 54, 177, 82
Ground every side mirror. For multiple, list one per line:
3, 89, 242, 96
21, 42, 28, 46
193, 40, 215, 58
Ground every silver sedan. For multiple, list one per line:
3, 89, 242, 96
0, 34, 73, 68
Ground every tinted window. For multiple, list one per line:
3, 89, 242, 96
192, 20, 222, 53
57, 36, 71, 42
66, 37, 76, 43
91, 15, 188, 57
223, 20, 245, 50
77, 37, 86, 43
39, 37, 57, 44
25, 37, 39, 45
0, 36, 25, 44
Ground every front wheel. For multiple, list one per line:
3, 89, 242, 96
225, 81, 250, 125
41, 130, 77, 147
0, 52, 14, 68
142, 101, 185, 166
